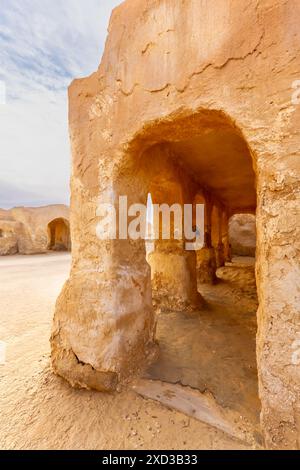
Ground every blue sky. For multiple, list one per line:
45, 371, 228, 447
0, 0, 121, 208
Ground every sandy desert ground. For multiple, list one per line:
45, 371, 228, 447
0, 253, 259, 450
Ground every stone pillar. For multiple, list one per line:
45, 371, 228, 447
211, 204, 225, 268
222, 210, 231, 262
50, 78, 158, 392
147, 166, 202, 311
51, 192, 157, 391
148, 240, 201, 311
196, 192, 217, 284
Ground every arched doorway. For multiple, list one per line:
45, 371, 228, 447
47, 218, 70, 251
52, 109, 258, 410
125, 110, 259, 430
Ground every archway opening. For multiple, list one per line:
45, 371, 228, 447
121, 109, 260, 431
47, 218, 70, 251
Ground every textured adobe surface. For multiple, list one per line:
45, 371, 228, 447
51, 0, 300, 449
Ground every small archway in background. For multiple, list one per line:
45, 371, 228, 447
47, 218, 70, 251
229, 213, 256, 258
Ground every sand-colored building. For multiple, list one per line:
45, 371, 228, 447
50, 0, 300, 449
0, 205, 70, 255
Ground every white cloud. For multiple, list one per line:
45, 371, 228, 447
0, 0, 121, 208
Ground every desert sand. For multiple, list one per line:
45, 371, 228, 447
0, 253, 258, 450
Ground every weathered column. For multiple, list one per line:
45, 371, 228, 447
221, 210, 231, 262
149, 239, 201, 311
51, 78, 158, 392
147, 162, 202, 311
216, 206, 225, 267
195, 192, 217, 284
211, 203, 225, 268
